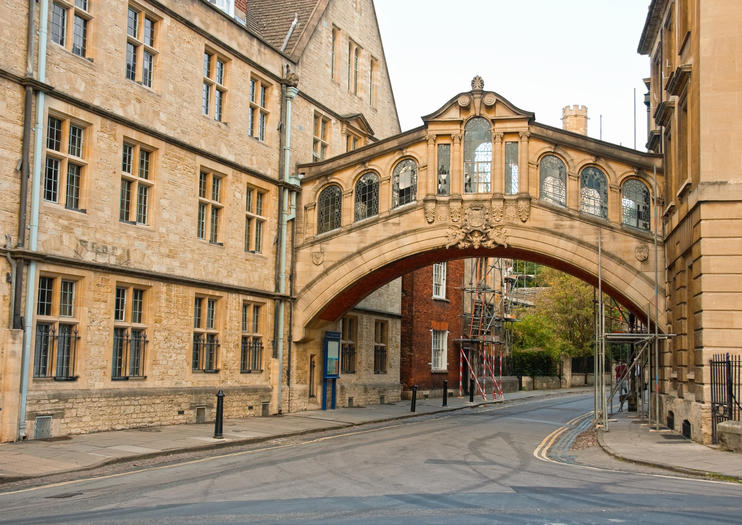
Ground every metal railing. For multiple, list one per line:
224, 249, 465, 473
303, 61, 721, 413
710, 353, 742, 443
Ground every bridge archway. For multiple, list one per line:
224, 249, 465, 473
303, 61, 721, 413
288, 79, 664, 411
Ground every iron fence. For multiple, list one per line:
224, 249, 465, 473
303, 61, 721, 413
710, 353, 742, 443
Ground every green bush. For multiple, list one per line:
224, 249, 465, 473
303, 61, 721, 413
512, 350, 557, 377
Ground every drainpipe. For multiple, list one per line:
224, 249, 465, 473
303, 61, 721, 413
276, 79, 298, 415
13, 0, 38, 329
18, 0, 50, 440
4, 236, 17, 328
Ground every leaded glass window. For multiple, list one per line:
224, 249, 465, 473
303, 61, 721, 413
580, 166, 608, 218
621, 179, 651, 231
464, 117, 492, 193
505, 141, 519, 194
318, 185, 342, 234
354, 172, 379, 221
539, 155, 567, 206
392, 159, 417, 208
437, 144, 450, 195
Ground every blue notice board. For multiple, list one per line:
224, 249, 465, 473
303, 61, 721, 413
323, 331, 341, 379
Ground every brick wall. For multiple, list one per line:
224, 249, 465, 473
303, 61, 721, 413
400, 260, 464, 391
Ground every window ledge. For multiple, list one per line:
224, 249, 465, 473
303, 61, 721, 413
240, 369, 264, 374
432, 296, 449, 303
112, 376, 130, 381
431, 369, 448, 374
65, 206, 87, 214
53, 376, 78, 382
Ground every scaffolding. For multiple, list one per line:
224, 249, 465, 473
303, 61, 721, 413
593, 173, 673, 431
457, 257, 529, 400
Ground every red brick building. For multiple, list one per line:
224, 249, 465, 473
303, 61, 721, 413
400, 260, 465, 394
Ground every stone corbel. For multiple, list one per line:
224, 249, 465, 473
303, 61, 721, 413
423, 195, 437, 224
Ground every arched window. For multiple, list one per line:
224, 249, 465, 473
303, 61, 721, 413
354, 172, 379, 221
317, 185, 342, 234
621, 179, 651, 230
580, 166, 608, 218
463, 117, 492, 193
392, 158, 417, 208
539, 155, 566, 206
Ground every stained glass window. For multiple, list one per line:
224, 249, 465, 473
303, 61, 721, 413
392, 159, 417, 208
580, 166, 608, 218
318, 185, 342, 234
437, 144, 450, 196
621, 179, 651, 230
539, 155, 567, 206
354, 172, 379, 221
464, 117, 491, 193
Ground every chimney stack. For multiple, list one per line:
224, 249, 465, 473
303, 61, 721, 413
562, 105, 588, 135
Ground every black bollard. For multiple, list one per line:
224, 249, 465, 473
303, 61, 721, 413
411, 385, 418, 412
442, 379, 448, 407
214, 389, 225, 439
469, 378, 475, 403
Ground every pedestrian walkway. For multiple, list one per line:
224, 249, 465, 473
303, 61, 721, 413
598, 411, 742, 481
0, 388, 581, 482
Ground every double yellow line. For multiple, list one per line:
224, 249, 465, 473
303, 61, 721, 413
532, 412, 592, 464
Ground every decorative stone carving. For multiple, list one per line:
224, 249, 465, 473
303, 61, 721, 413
445, 202, 509, 249
483, 92, 496, 106
517, 196, 531, 222
449, 197, 463, 222
423, 197, 437, 224
452, 133, 462, 145
426, 134, 436, 146
471, 75, 484, 91
490, 195, 504, 223
283, 70, 299, 87
311, 246, 324, 265
457, 94, 471, 108
635, 244, 649, 262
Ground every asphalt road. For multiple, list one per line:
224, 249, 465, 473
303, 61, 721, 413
1, 394, 740, 524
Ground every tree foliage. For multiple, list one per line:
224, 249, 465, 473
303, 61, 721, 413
512, 266, 595, 358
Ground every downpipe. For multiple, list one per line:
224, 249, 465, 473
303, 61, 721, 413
19, 0, 50, 440
275, 84, 298, 415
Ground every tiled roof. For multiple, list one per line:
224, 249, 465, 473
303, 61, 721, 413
247, 0, 325, 57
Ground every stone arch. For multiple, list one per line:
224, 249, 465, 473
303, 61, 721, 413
575, 159, 618, 186
294, 212, 664, 341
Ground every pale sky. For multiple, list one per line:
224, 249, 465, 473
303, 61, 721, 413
374, 0, 651, 150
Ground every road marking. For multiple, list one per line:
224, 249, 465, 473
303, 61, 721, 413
532, 412, 739, 485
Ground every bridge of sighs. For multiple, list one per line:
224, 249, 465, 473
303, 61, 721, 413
289, 77, 665, 406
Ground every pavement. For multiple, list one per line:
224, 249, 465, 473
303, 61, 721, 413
598, 410, 742, 481
0, 386, 740, 484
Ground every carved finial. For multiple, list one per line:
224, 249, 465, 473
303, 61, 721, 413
471, 75, 484, 91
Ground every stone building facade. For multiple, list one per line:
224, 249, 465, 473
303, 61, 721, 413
639, 0, 742, 442
400, 260, 465, 395
0, 0, 401, 441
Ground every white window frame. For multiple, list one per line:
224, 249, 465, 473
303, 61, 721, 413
432, 262, 447, 299
431, 329, 448, 372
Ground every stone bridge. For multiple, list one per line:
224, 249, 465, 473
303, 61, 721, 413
293, 79, 665, 342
